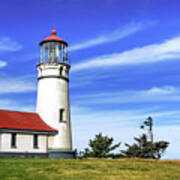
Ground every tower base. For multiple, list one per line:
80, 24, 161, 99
48, 149, 76, 159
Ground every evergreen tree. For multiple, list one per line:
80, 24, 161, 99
82, 133, 121, 158
121, 117, 169, 159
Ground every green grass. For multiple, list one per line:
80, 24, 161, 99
0, 158, 179, 180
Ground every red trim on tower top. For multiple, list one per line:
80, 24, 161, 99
0, 110, 58, 133
44, 29, 64, 41
40, 29, 68, 46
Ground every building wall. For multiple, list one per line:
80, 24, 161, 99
36, 63, 72, 150
0, 133, 48, 153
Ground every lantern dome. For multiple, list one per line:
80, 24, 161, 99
39, 30, 70, 64
40, 30, 68, 46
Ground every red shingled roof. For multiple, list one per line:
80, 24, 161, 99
0, 110, 58, 133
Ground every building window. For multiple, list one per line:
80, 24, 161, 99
11, 133, 16, 148
59, 109, 65, 122
33, 134, 38, 149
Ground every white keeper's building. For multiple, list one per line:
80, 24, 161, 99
0, 30, 75, 158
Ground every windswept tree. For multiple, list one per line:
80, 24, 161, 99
121, 117, 169, 159
140, 116, 153, 143
82, 133, 121, 158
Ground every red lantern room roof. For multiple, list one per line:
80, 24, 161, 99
40, 29, 68, 46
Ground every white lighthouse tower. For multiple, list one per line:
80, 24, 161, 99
36, 30, 73, 157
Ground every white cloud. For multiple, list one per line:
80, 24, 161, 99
17, 105, 35, 112
70, 22, 146, 51
71, 36, 180, 72
71, 105, 177, 126
0, 75, 36, 94
71, 105, 180, 159
0, 99, 35, 112
12, 52, 39, 62
0, 100, 15, 109
0, 37, 22, 52
142, 85, 176, 94
142, 86, 177, 95
72, 86, 180, 104
70, 72, 110, 88
0, 60, 6, 68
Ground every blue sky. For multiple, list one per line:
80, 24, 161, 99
0, 0, 180, 159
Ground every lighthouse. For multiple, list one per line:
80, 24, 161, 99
36, 30, 73, 156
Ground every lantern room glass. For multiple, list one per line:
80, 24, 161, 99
40, 42, 69, 64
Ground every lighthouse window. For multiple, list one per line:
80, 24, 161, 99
33, 134, 38, 148
60, 67, 63, 76
60, 109, 64, 122
11, 133, 16, 148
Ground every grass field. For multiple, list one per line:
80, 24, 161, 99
0, 158, 179, 180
